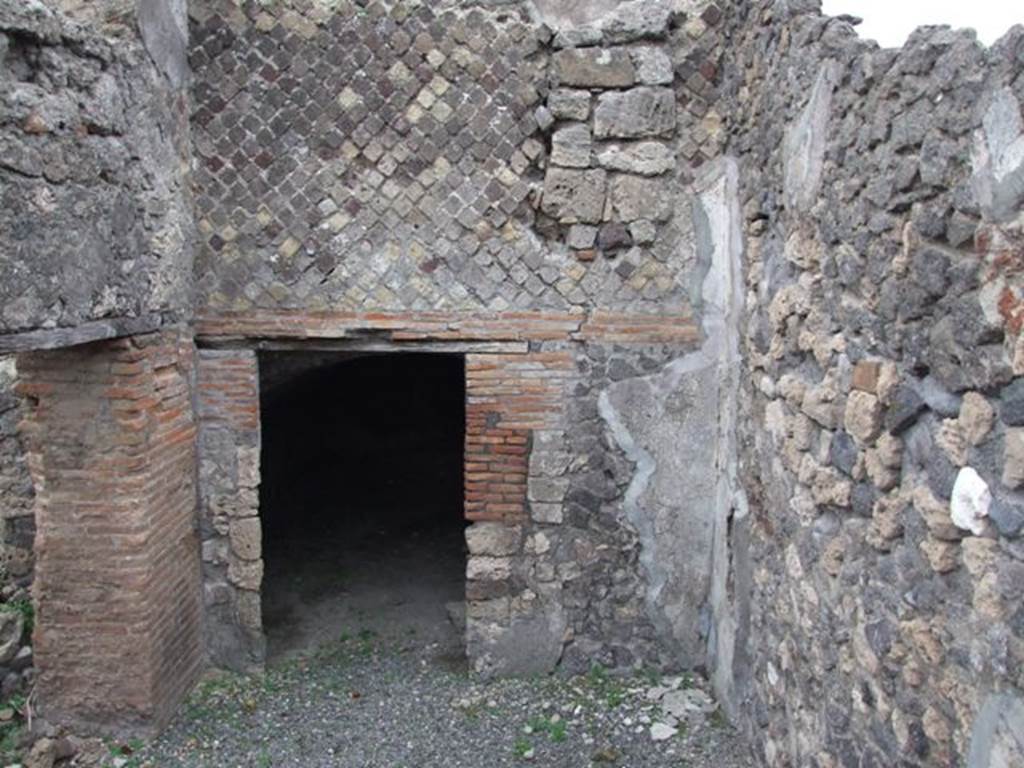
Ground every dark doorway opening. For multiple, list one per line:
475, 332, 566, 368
258, 352, 466, 661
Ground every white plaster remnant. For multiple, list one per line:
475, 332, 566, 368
950, 467, 992, 535
972, 88, 1024, 222
783, 60, 840, 213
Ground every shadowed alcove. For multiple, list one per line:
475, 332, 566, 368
258, 351, 467, 661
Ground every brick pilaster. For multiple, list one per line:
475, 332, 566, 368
16, 331, 202, 734
465, 352, 573, 522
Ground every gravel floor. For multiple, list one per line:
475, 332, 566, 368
134, 631, 756, 768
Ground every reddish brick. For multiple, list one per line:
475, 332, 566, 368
17, 331, 202, 735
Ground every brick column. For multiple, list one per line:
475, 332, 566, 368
464, 352, 573, 523
195, 349, 263, 670
16, 332, 202, 734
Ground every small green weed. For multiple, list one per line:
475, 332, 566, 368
586, 664, 627, 709
0, 720, 21, 763
526, 714, 568, 743
102, 737, 146, 768
0, 599, 33, 636
512, 736, 532, 759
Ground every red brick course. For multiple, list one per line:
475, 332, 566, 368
196, 309, 699, 345
16, 332, 202, 734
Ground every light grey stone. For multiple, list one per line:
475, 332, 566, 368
552, 48, 636, 88
597, 141, 676, 176
532, 0, 622, 31
650, 722, 678, 741
528, 476, 570, 503
631, 46, 674, 85
629, 219, 658, 244
466, 556, 512, 581
466, 522, 522, 556
550, 124, 593, 168
138, 0, 189, 89
548, 89, 591, 121
203, 581, 233, 607
530, 503, 564, 524
534, 105, 555, 132
972, 88, 1024, 223
610, 175, 673, 222
968, 693, 1024, 768
566, 225, 598, 250
540, 167, 607, 224
467, 602, 567, 679
599, 0, 673, 43
0, 612, 23, 665
594, 87, 676, 139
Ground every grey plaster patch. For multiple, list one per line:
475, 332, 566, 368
597, 158, 745, 670
137, 0, 189, 89
972, 88, 1024, 223
783, 60, 839, 214
691, 158, 748, 716
967, 693, 1024, 768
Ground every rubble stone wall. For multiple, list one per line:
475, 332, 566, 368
0, 359, 35, 585
710, 3, 1024, 766
0, 0, 194, 347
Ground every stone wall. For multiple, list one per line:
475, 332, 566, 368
709, 2, 1024, 765
0, 359, 34, 584
0, 0, 193, 347
189, 0, 723, 316
195, 347, 264, 671
16, 331, 203, 734
8, 0, 1023, 755
194, 309, 710, 676
188, 0, 740, 680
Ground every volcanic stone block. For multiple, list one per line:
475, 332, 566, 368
632, 46, 674, 85
567, 224, 598, 249
600, 0, 674, 43
594, 87, 676, 138
1004, 429, 1024, 489
541, 168, 608, 224
597, 141, 675, 175
466, 523, 522, 557
990, 496, 1024, 538
610, 175, 672, 222
548, 89, 591, 121
1001, 378, 1024, 425
553, 48, 636, 88
598, 222, 632, 250
550, 124, 593, 168
887, 386, 926, 434
845, 390, 883, 444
